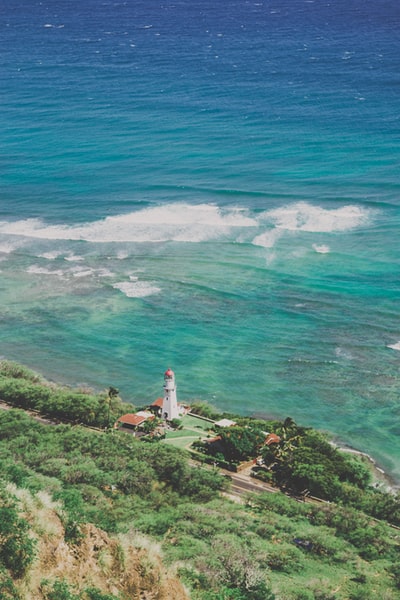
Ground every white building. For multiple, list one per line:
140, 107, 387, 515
162, 367, 180, 421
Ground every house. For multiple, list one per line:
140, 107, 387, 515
214, 418, 237, 428
265, 432, 281, 446
116, 410, 154, 432
149, 397, 164, 417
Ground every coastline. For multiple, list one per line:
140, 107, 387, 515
332, 441, 399, 493
252, 410, 400, 491
1, 365, 398, 493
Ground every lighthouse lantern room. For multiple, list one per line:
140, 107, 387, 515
162, 368, 179, 421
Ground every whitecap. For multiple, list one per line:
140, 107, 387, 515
69, 266, 95, 278
38, 250, 63, 260
113, 280, 161, 298
0, 202, 370, 255
0, 204, 257, 244
0, 240, 23, 254
387, 342, 400, 351
97, 268, 114, 278
27, 265, 64, 277
342, 51, 354, 60
64, 253, 85, 262
252, 229, 282, 249
258, 202, 369, 233
335, 347, 353, 360
312, 243, 330, 254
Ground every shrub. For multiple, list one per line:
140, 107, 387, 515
41, 579, 80, 600
265, 543, 304, 573
0, 484, 36, 577
0, 361, 41, 383
84, 588, 119, 600
0, 567, 21, 600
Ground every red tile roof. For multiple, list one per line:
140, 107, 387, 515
205, 435, 222, 444
118, 413, 146, 427
151, 397, 164, 408
265, 433, 281, 446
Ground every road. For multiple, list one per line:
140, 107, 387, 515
0, 400, 283, 501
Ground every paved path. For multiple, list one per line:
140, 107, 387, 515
0, 400, 281, 500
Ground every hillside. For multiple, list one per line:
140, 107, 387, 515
0, 362, 400, 599
0, 481, 188, 600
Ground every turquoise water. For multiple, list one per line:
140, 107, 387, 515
1, 0, 400, 479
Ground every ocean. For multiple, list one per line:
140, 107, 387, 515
1, 0, 400, 480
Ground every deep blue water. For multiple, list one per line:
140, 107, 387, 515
1, 0, 400, 480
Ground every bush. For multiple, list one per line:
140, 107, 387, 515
84, 588, 120, 600
265, 543, 304, 573
0, 567, 21, 600
41, 579, 79, 600
0, 361, 42, 383
0, 484, 36, 577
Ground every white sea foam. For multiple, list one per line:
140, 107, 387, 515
27, 261, 114, 281
70, 266, 95, 278
37, 251, 63, 260
312, 243, 330, 254
259, 202, 369, 233
252, 229, 283, 249
335, 347, 353, 360
252, 202, 370, 249
97, 268, 114, 278
0, 204, 257, 244
0, 240, 23, 254
0, 202, 370, 252
64, 253, 85, 262
113, 280, 161, 298
387, 341, 400, 351
27, 265, 65, 277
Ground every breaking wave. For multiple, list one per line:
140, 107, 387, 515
387, 341, 400, 351
112, 278, 161, 298
0, 201, 371, 248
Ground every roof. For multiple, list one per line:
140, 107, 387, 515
151, 397, 164, 408
215, 418, 237, 428
205, 435, 222, 444
118, 413, 147, 427
135, 410, 154, 420
164, 368, 174, 378
265, 433, 281, 446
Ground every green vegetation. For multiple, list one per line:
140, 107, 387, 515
194, 412, 400, 528
0, 483, 36, 580
40, 579, 120, 600
0, 360, 132, 428
0, 363, 400, 598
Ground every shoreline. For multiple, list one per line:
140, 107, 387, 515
1, 363, 398, 492
252, 411, 400, 491
332, 441, 399, 493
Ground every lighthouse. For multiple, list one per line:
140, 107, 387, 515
162, 368, 179, 421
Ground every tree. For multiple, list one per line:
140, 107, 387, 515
107, 386, 119, 428
218, 427, 265, 462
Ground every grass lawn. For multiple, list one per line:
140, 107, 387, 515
163, 435, 201, 450
181, 413, 214, 432
163, 413, 214, 450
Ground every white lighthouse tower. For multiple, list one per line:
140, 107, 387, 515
162, 368, 179, 421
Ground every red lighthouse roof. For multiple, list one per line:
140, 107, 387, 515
164, 368, 174, 377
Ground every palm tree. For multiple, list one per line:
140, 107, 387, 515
107, 386, 119, 428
